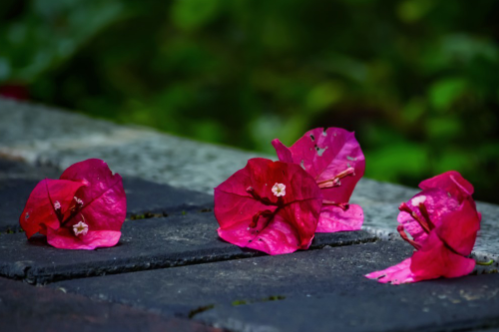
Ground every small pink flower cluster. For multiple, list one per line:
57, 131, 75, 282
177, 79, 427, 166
215, 127, 482, 284
365, 171, 480, 284
20, 159, 126, 250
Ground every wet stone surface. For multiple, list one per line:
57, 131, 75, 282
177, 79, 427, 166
49, 240, 499, 332
0, 277, 221, 332
0, 212, 376, 284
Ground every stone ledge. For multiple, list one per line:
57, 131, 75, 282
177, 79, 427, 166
1, 97, 498, 263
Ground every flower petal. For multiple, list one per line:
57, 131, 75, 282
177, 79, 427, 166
218, 212, 308, 255
411, 232, 475, 280
398, 188, 461, 242
214, 158, 322, 255
271, 139, 294, 163
365, 258, 418, 284
272, 127, 365, 203
47, 227, 121, 250
316, 204, 363, 232
60, 159, 126, 232
60, 159, 125, 209
20, 179, 85, 238
435, 199, 480, 256
419, 170, 474, 199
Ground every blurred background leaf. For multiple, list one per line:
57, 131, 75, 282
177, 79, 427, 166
1, 0, 498, 203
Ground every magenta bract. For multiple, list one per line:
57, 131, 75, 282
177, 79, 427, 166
272, 127, 365, 233
20, 159, 126, 250
214, 158, 323, 255
366, 171, 481, 284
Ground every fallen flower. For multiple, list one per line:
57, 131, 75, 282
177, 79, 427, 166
272, 127, 365, 232
20, 159, 126, 250
365, 171, 481, 284
214, 158, 322, 255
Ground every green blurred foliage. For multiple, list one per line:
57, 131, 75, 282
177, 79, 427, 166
1, 0, 499, 203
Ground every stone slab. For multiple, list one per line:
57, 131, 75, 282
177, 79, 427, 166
352, 177, 419, 204
0, 277, 220, 332
472, 201, 499, 261
196, 275, 499, 332
48, 241, 410, 316
0, 212, 376, 284
49, 240, 499, 331
123, 177, 213, 218
3, 98, 499, 260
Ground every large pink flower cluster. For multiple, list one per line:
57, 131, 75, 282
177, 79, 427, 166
20, 159, 126, 250
215, 127, 365, 255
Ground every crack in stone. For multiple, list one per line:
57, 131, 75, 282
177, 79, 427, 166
188, 304, 216, 319
128, 208, 213, 221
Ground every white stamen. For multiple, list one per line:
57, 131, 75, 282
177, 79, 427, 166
54, 201, 61, 210
74, 196, 83, 206
272, 183, 286, 197
73, 221, 89, 236
411, 195, 427, 206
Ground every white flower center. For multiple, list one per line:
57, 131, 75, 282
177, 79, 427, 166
73, 221, 89, 236
411, 195, 427, 206
54, 201, 61, 210
272, 183, 286, 197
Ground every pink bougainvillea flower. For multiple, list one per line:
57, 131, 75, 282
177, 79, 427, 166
366, 171, 481, 284
20, 159, 126, 250
272, 127, 365, 233
214, 158, 323, 255
0, 84, 29, 100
